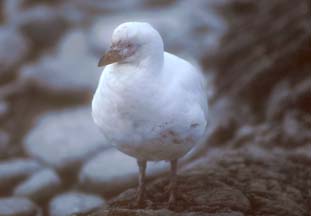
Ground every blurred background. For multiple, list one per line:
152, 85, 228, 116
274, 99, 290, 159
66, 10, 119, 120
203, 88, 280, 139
0, 0, 309, 216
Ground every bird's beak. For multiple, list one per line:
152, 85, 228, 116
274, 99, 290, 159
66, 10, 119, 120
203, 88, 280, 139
98, 48, 123, 67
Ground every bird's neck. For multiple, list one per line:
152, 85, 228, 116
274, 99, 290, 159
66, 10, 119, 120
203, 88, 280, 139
108, 50, 164, 85
137, 55, 163, 73
134, 43, 164, 74
104, 49, 164, 101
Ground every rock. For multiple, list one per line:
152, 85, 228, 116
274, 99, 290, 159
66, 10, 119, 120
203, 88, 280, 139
14, 5, 68, 49
0, 130, 10, 155
2, 0, 46, 21
266, 79, 311, 120
228, 123, 282, 149
49, 192, 105, 216
228, 112, 309, 149
2, 0, 25, 21
189, 183, 250, 212
228, 125, 254, 147
3, 0, 67, 47
24, 106, 109, 171
20, 30, 101, 93
0, 27, 29, 79
143, 0, 177, 8
210, 0, 309, 105
262, 78, 310, 148
108, 175, 250, 213
59, 3, 88, 26
88, 209, 244, 216
281, 110, 310, 147
292, 78, 311, 113
13, 169, 62, 202
66, 0, 142, 13
0, 159, 42, 193
265, 81, 292, 121
0, 197, 41, 216
0, 100, 9, 118
79, 148, 169, 196
294, 145, 311, 158
90, 151, 309, 216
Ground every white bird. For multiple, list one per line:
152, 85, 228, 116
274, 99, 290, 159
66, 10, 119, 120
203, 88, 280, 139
92, 22, 208, 207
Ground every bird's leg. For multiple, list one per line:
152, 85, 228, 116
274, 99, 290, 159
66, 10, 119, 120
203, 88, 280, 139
168, 159, 178, 206
136, 159, 147, 207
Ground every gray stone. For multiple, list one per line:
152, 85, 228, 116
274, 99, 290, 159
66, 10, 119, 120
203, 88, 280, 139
0, 159, 42, 192
14, 169, 62, 202
294, 145, 311, 157
2, 0, 40, 22
0, 197, 41, 216
0, 27, 29, 78
79, 148, 168, 196
265, 79, 310, 121
282, 110, 310, 146
49, 192, 105, 216
24, 106, 109, 171
15, 5, 68, 49
4, 1, 67, 48
227, 124, 279, 148
266, 81, 292, 120
20, 30, 101, 93
66, 0, 142, 13
2, 0, 25, 22
0, 100, 9, 118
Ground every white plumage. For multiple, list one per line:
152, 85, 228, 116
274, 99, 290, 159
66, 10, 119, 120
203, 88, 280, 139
92, 22, 208, 206
92, 22, 208, 161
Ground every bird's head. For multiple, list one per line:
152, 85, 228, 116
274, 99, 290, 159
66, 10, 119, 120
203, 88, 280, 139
98, 22, 164, 67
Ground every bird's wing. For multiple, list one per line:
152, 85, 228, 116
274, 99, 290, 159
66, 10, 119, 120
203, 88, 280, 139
151, 52, 208, 140
162, 52, 208, 119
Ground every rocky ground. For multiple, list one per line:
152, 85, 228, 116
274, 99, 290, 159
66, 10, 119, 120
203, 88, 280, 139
0, 0, 310, 216
86, 150, 310, 216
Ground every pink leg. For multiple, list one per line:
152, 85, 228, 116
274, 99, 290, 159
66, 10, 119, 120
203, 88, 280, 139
168, 159, 178, 206
136, 160, 147, 206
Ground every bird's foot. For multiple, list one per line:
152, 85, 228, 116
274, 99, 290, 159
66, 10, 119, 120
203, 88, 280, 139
132, 189, 145, 208
130, 188, 153, 209
166, 187, 193, 210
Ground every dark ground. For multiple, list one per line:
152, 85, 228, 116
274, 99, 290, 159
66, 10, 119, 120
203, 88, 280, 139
87, 151, 310, 216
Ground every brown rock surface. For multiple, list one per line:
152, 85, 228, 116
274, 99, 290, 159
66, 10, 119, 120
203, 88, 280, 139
83, 150, 310, 216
